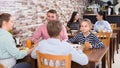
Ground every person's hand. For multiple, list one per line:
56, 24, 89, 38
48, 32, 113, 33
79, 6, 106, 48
33, 38, 42, 44
32, 43, 38, 47
66, 27, 70, 32
79, 45, 84, 51
88, 44, 92, 48
84, 41, 92, 50
27, 43, 38, 55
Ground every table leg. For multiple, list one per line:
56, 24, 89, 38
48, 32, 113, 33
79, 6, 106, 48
109, 44, 112, 68
71, 61, 89, 68
89, 62, 96, 68
117, 31, 120, 53
102, 54, 106, 68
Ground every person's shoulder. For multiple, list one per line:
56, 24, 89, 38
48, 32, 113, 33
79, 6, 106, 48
103, 20, 110, 24
37, 23, 47, 30
42, 39, 46, 41
90, 32, 97, 37
96, 21, 99, 23
73, 32, 82, 37
95, 21, 99, 24
77, 32, 83, 35
61, 24, 66, 29
76, 21, 80, 23
90, 32, 95, 35
39, 39, 47, 44
40, 23, 46, 27
103, 20, 108, 23
61, 41, 71, 46
37, 39, 48, 48
0, 29, 12, 38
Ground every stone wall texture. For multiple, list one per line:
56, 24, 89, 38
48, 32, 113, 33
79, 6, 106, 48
0, 0, 86, 42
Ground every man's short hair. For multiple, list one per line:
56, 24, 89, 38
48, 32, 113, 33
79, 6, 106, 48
0, 13, 11, 28
47, 9, 57, 14
47, 20, 62, 37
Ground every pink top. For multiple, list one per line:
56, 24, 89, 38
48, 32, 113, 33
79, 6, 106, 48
31, 23, 68, 43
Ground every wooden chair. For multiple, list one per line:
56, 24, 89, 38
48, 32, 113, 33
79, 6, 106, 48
110, 23, 117, 32
0, 64, 5, 68
110, 23, 119, 53
95, 32, 111, 47
36, 50, 71, 68
110, 23, 119, 62
95, 32, 111, 68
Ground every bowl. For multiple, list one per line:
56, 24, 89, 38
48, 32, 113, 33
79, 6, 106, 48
71, 30, 78, 34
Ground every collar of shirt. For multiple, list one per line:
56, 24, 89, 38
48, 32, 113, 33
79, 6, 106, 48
47, 38, 62, 45
97, 20, 105, 23
0, 29, 10, 35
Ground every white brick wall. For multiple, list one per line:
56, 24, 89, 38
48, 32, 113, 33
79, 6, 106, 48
0, 0, 86, 41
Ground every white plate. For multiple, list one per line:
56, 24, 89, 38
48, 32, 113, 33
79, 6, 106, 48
70, 44, 84, 50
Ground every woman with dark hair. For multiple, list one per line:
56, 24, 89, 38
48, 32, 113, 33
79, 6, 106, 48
67, 11, 80, 31
93, 11, 112, 33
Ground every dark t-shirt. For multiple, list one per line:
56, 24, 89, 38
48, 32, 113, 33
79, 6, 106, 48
67, 22, 80, 30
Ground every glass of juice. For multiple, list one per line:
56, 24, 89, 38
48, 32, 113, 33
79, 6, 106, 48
26, 39, 31, 49
84, 41, 90, 50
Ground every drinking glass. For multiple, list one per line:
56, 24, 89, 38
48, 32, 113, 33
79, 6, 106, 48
26, 39, 32, 49
84, 40, 90, 50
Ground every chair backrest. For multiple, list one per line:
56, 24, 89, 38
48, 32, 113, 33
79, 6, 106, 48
110, 23, 117, 32
95, 32, 111, 47
0, 64, 5, 68
36, 50, 71, 68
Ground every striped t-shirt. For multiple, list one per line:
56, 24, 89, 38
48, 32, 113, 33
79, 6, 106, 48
68, 32, 104, 48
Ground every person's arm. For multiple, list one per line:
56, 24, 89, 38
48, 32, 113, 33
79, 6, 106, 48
91, 35, 104, 48
66, 43, 88, 65
67, 22, 75, 31
60, 25, 68, 41
67, 22, 70, 28
93, 22, 98, 32
67, 33, 80, 43
104, 21, 112, 32
5, 36, 27, 59
31, 26, 42, 43
66, 26, 70, 32
31, 46, 39, 59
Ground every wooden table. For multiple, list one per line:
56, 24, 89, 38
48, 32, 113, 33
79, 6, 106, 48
71, 47, 109, 68
17, 47, 109, 68
68, 32, 117, 68
85, 47, 109, 68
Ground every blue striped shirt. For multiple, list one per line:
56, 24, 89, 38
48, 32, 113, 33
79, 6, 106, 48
68, 32, 104, 48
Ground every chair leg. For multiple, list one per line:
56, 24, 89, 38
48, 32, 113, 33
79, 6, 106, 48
116, 33, 119, 54
106, 51, 110, 68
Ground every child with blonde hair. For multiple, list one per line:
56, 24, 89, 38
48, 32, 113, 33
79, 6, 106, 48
68, 19, 104, 49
